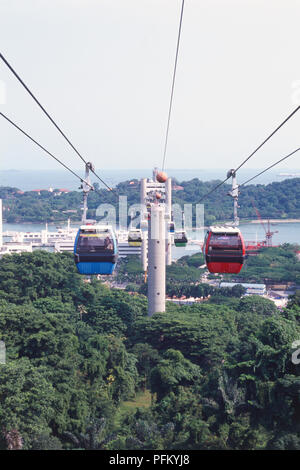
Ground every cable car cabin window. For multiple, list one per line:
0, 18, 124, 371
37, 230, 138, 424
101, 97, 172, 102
77, 230, 114, 253
209, 233, 242, 251
129, 232, 142, 241
175, 232, 187, 241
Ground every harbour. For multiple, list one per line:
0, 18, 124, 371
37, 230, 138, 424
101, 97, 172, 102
2, 220, 300, 262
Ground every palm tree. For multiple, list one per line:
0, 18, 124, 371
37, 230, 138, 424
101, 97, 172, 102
63, 417, 116, 450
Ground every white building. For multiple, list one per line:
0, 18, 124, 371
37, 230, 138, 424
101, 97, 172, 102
219, 282, 267, 295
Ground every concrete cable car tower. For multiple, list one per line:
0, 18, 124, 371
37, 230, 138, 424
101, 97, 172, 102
140, 169, 172, 316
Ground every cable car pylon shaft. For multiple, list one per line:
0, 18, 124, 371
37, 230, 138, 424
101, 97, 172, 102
227, 169, 240, 227
148, 204, 166, 316
141, 169, 171, 316
81, 162, 95, 224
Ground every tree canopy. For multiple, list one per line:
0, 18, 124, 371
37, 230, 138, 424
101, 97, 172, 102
0, 250, 299, 450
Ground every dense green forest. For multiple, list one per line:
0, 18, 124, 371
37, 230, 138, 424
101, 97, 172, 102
224, 245, 300, 284
114, 245, 300, 293
0, 251, 299, 450
1, 177, 300, 224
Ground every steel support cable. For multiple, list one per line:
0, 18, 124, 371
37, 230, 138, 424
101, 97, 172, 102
0, 111, 120, 207
0, 51, 112, 191
234, 105, 300, 173
0, 111, 94, 190
197, 176, 231, 203
239, 147, 300, 187
0, 112, 122, 206
197, 105, 300, 203
161, 0, 185, 171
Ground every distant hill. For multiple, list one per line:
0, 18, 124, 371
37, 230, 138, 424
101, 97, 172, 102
0, 167, 297, 191
1, 177, 300, 224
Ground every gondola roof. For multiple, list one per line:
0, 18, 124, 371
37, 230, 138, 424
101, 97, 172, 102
209, 226, 241, 233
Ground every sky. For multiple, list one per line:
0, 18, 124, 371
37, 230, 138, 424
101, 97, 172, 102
0, 0, 299, 175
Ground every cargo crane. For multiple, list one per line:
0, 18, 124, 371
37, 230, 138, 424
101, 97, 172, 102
251, 201, 278, 247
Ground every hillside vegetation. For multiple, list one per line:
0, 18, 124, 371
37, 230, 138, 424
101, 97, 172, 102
1, 177, 300, 224
0, 251, 299, 450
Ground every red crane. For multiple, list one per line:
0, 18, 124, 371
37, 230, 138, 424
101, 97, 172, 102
251, 200, 278, 247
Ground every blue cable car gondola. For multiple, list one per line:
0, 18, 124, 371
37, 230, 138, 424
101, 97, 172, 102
74, 224, 118, 275
168, 222, 175, 233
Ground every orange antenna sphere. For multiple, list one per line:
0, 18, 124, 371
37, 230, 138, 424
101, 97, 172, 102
156, 171, 168, 183
155, 192, 162, 199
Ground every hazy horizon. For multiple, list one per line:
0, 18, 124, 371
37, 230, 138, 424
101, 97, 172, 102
1, 167, 299, 191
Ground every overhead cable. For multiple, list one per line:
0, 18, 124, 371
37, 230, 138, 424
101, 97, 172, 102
0, 111, 93, 190
0, 51, 112, 191
161, 0, 185, 171
239, 147, 300, 187
197, 105, 300, 202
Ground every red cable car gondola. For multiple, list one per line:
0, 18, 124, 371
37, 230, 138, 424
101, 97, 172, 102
203, 226, 246, 274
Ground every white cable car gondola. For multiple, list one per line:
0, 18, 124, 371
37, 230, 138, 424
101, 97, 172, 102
174, 230, 188, 247
128, 228, 142, 247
